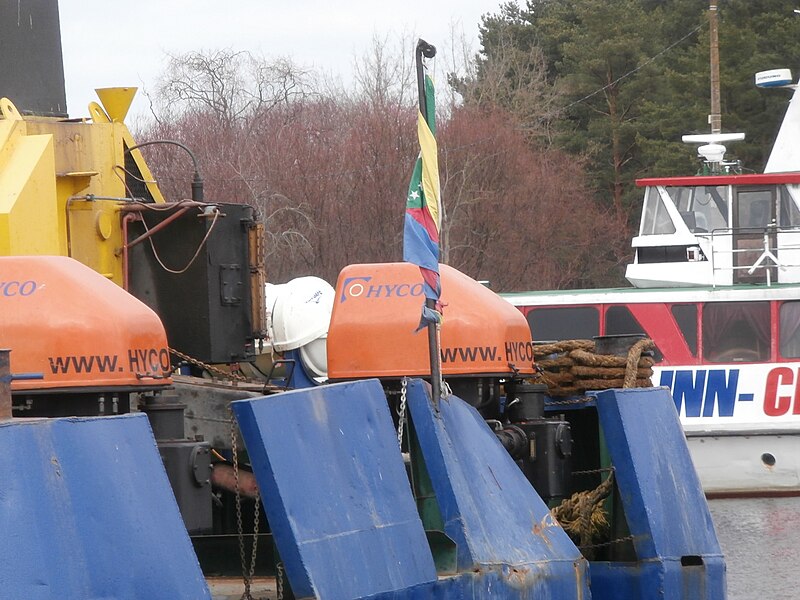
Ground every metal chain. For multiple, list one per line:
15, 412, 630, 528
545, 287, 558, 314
572, 466, 615, 475
230, 409, 260, 600
579, 534, 635, 550
397, 377, 408, 449
249, 487, 261, 587
170, 347, 249, 382
545, 396, 595, 406
276, 562, 285, 600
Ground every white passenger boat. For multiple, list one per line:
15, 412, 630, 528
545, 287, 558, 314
504, 69, 800, 497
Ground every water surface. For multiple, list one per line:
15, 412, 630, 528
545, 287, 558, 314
709, 497, 800, 599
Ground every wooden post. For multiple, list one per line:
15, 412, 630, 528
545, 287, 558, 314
709, 1, 722, 134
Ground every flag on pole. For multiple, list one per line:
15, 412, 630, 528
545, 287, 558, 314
403, 46, 442, 328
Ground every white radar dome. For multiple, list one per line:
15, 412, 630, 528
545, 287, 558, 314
755, 69, 793, 88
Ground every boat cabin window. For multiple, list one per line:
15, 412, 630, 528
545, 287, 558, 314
604, 305, 663, 362
779, 301, 800, 358
731, 188, 778, 283
735, 188, 774, 230
526, 306, 599, 342
640, 187, 675, 235
668, 185, 728, 233
779, 185, 800, 227
702, 302, 770, 363
670, 304, 698, 356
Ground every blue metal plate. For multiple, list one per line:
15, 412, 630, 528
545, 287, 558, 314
232, 379, 437, 599
594, 387, 723, 557
592, 387, 726, 599
0, 414, 210, 599
406, 379, 589, 598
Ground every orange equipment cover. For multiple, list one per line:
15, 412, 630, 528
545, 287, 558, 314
0, 256, 172, 392
327, 263, 535, 379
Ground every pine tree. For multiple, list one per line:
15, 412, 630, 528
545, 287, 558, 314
476, 0, 800, 233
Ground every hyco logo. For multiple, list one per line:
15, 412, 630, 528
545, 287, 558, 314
0, 280, 39, 297
340, 276, 424, 302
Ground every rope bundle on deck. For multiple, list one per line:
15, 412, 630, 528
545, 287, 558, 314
551, 470, 614, 556
533, 338, 655, 396
534, 338, 656, 556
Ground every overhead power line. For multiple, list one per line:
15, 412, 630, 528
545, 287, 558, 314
561, 23, 704, 113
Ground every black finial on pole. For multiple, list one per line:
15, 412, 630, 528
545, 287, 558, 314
415, 40, 437, 124
418, 39, 437, 59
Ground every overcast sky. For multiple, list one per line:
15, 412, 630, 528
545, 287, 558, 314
58, 0, 511, 121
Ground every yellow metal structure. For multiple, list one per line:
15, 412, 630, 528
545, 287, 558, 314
0, 90, 165, 285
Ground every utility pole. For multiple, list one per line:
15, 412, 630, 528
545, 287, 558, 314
709, 1, 722, 134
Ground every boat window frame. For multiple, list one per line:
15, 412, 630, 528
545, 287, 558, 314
603, 304, 664, 362
779, 300, 800, 359
639, 186, 677, 235
779, 184, 800, 227
733, 186, 776, 230
666, 184, 729, 233
670, 303, 698, 357
525, 305, 600, 343
701, 301, 771, 363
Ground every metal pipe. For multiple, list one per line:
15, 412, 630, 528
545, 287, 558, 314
119, 200, 212, 213
0, 349, 11, 420
210, 463, 260, 499
121, 200, 212, 287
121, 212, 135, 290
124, 205, 192, 251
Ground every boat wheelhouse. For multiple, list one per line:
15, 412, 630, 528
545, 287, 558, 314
626, 172, 800, 288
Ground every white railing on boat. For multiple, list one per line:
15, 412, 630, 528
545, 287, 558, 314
704, 224, 800, 287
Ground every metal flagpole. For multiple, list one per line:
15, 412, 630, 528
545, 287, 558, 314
414, 39, 443, 405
